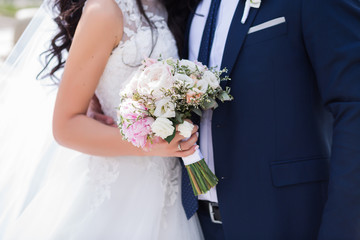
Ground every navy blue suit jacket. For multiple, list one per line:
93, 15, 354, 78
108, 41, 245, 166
184, 0, 360, 239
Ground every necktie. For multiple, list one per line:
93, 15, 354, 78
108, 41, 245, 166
182, 0, 221, 220
197, 0, 222, 66
181, 162, 199, 219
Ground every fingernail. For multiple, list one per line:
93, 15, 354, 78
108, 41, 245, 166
195, 145, 199, 150
196, 132, 199, 137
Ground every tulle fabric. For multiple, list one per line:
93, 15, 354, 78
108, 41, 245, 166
0, 3, 73, 236
2, 155, 203, 239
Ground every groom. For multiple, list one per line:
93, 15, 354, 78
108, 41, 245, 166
89, 0, 360, 238
182, 0, 360, 239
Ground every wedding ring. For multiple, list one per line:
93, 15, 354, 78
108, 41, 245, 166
177, 143, 183, 151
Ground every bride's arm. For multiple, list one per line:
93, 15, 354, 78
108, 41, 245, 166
53, 0, 198, 157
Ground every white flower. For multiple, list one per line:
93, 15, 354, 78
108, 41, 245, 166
179, 59, 198, 72
154, 97, 176, 118
241, 0, 261, 24
178, 121, 194, 138
151, 117, 175, 139
174, 73, 196, 88
194, 79, 209, 94
137, 62, 174, 99
202, 71, 219, 89
121, 71, 141, 96
194, 61, 207, 71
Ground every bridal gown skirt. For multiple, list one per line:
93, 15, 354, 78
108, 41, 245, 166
0, 0, 203, 238
2, 153, 204, 240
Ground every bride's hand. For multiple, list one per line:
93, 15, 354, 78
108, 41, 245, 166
147, 124, 199, 158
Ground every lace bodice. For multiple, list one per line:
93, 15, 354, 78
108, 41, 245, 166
95, 0, 178, 120
90, 0, 180, 224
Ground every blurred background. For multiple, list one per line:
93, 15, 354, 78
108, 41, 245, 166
0, 0, 41, 67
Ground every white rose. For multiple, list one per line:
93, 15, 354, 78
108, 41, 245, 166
154, 97, 176, 118
121, 71, 141, 96
174, 73, 195, 88
179, 59, 197, 72
178, 121, 194, 138
137, 62, 174, 99
151, 117, 175, 139
194, 79, 209, 94
202, 71, 220, 89
136, 72, 153, 96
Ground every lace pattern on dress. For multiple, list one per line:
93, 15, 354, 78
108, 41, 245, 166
87, 156, 121, 212
116, 0, 168, 66
95, 0, 178, 120
90, 0, 180, 222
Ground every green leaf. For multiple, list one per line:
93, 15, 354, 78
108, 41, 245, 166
218, 91, 232, 102
164, 129, 176, 143
184, 111, 192, 119
203, 98, 218, 110
166, 58, 175, 66
175, 112, 185, 124
192, 108, 203, 117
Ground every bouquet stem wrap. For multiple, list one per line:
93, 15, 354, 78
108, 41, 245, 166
182, 149, 218, 196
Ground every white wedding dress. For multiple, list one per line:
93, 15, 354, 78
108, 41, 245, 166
0, 0, 203, 239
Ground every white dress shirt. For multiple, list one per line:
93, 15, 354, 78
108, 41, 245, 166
189, 0, 239, 203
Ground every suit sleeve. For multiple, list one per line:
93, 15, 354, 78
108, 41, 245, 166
302, 0, 360, 239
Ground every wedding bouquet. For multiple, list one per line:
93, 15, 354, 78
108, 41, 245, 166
117, 57, 233, 196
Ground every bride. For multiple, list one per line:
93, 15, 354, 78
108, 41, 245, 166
0, 0, 203, 239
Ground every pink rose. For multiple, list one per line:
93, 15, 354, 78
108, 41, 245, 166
121, 117, 155, 149
118, 98, 147, 120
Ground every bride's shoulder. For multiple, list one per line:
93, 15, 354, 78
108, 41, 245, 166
80, 0, 123, 37
82, 0, 123, 25
73, 0, 123, 48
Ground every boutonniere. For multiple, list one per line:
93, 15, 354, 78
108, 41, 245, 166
241, 0, 261, 24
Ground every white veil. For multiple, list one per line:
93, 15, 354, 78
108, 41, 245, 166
0, 1, 79, 236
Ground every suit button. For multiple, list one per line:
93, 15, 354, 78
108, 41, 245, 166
216, 124, 221, 128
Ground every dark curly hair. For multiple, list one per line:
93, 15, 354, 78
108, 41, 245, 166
39, 0, 200, 82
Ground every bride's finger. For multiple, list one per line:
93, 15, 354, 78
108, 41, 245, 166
176, 145, 199, 158
178, 132, 199, 151
191, 124, 199, 134
172, 131, 186, 142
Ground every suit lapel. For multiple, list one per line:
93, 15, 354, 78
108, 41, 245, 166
221, 1, 259, 78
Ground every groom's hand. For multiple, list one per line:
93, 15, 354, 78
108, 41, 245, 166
87, 95, 116, 127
